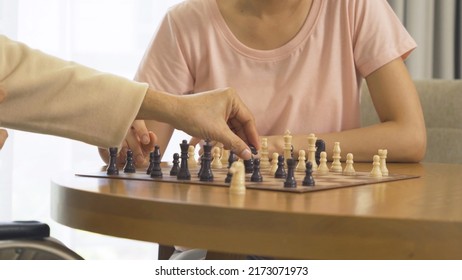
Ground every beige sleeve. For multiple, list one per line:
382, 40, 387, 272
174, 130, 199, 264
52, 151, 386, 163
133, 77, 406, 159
0, 35, 148, 148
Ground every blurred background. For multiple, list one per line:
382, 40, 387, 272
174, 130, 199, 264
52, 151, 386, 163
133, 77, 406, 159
0, 0, 460, 259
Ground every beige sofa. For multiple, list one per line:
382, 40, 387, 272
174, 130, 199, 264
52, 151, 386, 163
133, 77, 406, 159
361, 79, 462, 164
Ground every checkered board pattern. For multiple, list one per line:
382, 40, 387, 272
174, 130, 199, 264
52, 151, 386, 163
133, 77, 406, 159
76, 165, 419, 193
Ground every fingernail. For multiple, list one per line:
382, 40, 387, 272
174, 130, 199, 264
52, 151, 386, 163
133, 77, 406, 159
142, 135, 150, 144
239, 149, 252, 160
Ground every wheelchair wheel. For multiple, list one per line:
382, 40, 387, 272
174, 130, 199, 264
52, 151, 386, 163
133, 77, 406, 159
0, 238, 83, 260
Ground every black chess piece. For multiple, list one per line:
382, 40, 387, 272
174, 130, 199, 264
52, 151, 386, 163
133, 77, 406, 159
177, 140, 191, 180
315, 139, 326, 166
244, 158, 254, 174
197, 154, 204, 177
199, 141, 214, 182
146, 151, 155, 174
227, 151, 236, 168
225, 170, 233, 183
123, 149, 136, 173
243, 145, 258, 173
284, 158, 297, 188
106, 147, 119, 175
150, 145, 163, 178
275, 155, 286, 179
225, 151, 235, 183
251, 159, 263, 182
302, 161, 315, 187
249, 145, 258, 155
170, 153, 180, 176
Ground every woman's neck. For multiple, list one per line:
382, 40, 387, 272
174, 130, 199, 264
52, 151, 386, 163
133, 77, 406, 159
216, 0, 313, 50
237, 0, 309, 18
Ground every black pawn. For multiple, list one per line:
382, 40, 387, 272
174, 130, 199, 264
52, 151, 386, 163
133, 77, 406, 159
315, 139, 326, 166
177, 140, 191, 180
146, 151, 155, 174
284, 158, 297, 188
275, 155, 286, 179
170, 153, 180, 176
150, 145, 163, 178
199, 141, 214, 182
225, 151, 235, 183
244, 158, 254, 174
244, 145, 257, 173
302, 161, 315, 187
123, 150, 136, 173
106, 147, 119, 175
250, 158, 263, 182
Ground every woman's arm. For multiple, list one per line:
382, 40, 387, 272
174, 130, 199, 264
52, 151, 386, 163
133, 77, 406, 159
0, 35, 147, 148
265, 58, 426, 162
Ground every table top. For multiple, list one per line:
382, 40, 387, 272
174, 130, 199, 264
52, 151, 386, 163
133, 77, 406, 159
51, 162, 462, 259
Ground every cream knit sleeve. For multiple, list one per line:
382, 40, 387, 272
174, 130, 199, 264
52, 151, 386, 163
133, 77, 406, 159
0, 35, 148, 148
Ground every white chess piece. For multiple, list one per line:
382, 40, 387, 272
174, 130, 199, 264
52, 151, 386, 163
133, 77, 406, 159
378, 149, 389, 176
187, 145, 197, 168
283, 130, 292, 161
307, 133, 318, 170
229, 161, 246, 195
260, 137, 271, 168
211, 147, 223, 169
370, 155, 382, 177
270, 152, 279, 175
330, 142, 342, 173
343, 153, 356, 176
296, 150, 306, 172
221, 149, 230, 166
317, 151, 330, 175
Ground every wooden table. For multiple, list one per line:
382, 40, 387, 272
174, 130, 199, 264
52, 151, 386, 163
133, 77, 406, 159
51, 163, 462, 259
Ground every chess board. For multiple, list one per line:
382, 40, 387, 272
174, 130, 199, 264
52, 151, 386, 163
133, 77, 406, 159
76, 164, 419, 193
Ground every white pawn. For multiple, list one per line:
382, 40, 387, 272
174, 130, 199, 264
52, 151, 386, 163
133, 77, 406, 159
296, 150, 306, 172
211, 147, 223, 169
378, 149, 389, 176
187, 145, 197, 168
330, 142, 342, 173
370, 155, 382, 177
229, 161, 246, 195
317, 151, 330, 175
343, 153, 356, 176
270, 152, 279, 174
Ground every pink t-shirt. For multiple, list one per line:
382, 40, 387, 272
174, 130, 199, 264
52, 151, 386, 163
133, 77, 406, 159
135, 0, 416, 135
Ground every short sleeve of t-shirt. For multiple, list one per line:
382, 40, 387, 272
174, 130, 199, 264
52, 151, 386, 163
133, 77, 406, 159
352, 0, 416, 77
134, 8, 195, 95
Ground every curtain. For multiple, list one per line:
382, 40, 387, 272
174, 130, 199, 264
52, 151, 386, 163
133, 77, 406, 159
388, 0, 462, 79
